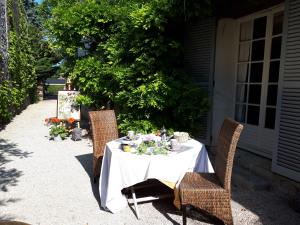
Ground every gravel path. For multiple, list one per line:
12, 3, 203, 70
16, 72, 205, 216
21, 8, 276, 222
0, 100, 299, 225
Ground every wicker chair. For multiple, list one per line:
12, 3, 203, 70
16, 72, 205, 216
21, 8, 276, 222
179, 118, 243, 225
89, 110, 119, 182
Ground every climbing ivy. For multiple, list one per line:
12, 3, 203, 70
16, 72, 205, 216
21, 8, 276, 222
0, 0, 37, 125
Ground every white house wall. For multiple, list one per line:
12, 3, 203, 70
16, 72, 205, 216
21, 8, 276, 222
212, 19, 239, 145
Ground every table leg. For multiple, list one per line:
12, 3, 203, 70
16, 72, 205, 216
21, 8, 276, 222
182, 205, 187, 225
131, 187, 140, 219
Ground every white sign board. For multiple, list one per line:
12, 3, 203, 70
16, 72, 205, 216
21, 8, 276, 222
57, 91, 80, 120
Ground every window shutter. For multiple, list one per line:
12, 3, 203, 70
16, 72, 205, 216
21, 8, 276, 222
272, 0, 300, 182
184, 17, 216, 145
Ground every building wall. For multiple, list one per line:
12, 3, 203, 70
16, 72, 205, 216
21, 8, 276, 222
212, 18, 239, 145
213, 2, 300, 182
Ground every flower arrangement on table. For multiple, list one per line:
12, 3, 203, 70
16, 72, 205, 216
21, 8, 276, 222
122, 133, 170, 155
44, 117, 76, 140
136, 140, 169, 155
122, 128, 190, 155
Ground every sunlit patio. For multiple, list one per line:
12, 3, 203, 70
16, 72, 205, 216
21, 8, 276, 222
0, 100, 299, 225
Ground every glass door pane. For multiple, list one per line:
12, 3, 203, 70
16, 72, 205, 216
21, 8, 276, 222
264, 11, 283, 130
253, 16, 267, 39
235, 16, 267, 126
240, 21, 252, 41
273, 12, 284, 35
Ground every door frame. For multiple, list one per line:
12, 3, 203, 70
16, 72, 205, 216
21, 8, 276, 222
233, 4, 285, 158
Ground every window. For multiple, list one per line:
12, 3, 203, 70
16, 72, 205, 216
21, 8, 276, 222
265, 11, 284, 129
235, 11, 284, 130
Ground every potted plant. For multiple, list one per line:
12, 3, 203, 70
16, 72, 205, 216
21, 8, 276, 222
67, 117, 76, 130
50, 125, 68, 141
48, 118, 69, 141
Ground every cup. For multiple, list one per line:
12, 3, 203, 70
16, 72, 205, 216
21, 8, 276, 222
171, 139, 180, 151
174, 131, 180, 137
123, 144, 131, 152
127, 130, 135, 140
174, 131, 189, 143
182, 132, 189, 141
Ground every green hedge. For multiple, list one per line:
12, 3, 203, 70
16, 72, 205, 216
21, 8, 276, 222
46, 0, 212, 135
0, 0, 37, 126
46, 85, 65, 96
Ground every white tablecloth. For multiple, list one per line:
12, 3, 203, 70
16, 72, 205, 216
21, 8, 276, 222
99, 138, 214, 213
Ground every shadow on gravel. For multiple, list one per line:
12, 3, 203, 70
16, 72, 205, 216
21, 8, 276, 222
0, 139, 31, 221
0, 215, 16, 221
0, 139, 32, 192
152, 199, 223, 225
231, 189, 300, 225
43, 94, 57, 100
151, 199, 181, 225
0, 198, 22, 206
75, 153, 103, 210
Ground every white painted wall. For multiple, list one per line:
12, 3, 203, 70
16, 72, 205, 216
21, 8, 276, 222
212, 18, 239, 145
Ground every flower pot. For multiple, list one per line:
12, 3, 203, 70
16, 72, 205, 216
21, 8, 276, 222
53, 135, 62, 142
71, 128, 82, 141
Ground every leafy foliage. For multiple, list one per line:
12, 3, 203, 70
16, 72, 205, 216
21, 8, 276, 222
0, 0, 61, 126
0, 81, 21, 123
136, 140, 168, 155
0, 0, 37, 125
25, 0, 61, 81
49, 124, 68, 139
45, 0, 212, 135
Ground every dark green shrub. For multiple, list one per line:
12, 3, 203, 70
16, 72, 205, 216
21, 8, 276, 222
46, 0, 212, 135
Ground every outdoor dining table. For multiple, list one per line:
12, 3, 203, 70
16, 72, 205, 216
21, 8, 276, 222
99, 135, 214, 214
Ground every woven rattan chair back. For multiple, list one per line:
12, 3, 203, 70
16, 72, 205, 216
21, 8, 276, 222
89, 110, 118, 179
214, 118, 243, 191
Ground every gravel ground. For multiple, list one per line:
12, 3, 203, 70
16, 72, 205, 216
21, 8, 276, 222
0, 100, 299, 225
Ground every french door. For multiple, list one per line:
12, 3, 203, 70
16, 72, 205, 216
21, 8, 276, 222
235, 6, 284, 157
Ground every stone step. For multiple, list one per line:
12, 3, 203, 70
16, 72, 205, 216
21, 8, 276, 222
232, 166, 271, 191
233, 148, 276, 183
234, 149, 271, 171
250, 165, 275, 181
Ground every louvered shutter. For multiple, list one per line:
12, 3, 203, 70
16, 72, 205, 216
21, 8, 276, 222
184, 17, 216, 144
272, 0, 300, 182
